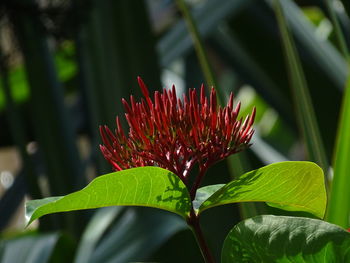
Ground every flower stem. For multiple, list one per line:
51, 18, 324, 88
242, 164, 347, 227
187, 209, 216, 263
190, 165, 207, 200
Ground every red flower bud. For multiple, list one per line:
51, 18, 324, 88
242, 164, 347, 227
100, 77, 255, 185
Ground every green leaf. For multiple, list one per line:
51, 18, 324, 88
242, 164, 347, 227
87, 208, 186, 263
26, 167, 191, 226
327, 74, 350, 227
74, 207, 122, 263
193, 184, 225, 211
199, 162, 326, 218
221, 215, 350, 263
0, 233, 59, 263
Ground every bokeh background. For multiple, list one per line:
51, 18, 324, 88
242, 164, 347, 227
0, 0, 349, 262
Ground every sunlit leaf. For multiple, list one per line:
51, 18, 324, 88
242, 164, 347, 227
26, 167, 191, 226
199, 162, 326, 218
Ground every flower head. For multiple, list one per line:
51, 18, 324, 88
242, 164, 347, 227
100, 77, 255, 186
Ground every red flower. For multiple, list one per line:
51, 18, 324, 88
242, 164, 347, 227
100, 77, 255, 197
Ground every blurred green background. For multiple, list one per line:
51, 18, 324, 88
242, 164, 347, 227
0, 0, 349, 262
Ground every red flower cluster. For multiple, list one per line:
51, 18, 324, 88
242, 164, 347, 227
100, 77, 255, 193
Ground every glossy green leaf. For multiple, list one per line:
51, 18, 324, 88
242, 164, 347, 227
222, 215, 350, 263
327, 75, 350, 227
199, 162, 326, 218
26, 167, 191, 226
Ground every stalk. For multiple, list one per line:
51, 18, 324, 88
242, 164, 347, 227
190, 165, 208, 200
187, 209, 216, 263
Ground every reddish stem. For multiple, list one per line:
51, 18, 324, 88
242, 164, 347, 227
187, 209, 216, 263
190, 164, 208, 200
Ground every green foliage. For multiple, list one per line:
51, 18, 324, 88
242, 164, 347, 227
327, 75, 350, 227
74, 207, 122, 263
0, 233, 59, 263
24, 160, 328, 262
222, 215, 350, 263
26, 167, 192, 225
82, 208, 186, 263
26, 161, 326, 227
273, 0, 328, 172
199, 162, 326, 218
0, 42, 76, 111
0, 65, 28, 111
2, 0, 350, 261
193, 184, 225, 211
